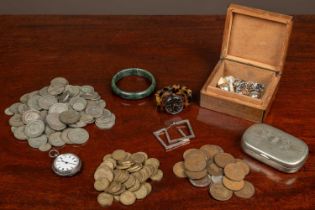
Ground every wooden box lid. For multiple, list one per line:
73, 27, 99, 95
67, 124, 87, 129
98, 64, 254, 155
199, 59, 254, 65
221, 4, 293, 72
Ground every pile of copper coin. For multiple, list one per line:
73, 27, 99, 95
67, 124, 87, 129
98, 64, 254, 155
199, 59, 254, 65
173, 144, 255, 201
217, 76, 265, 99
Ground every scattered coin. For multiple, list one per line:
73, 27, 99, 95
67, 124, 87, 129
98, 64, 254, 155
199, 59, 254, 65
173, 161, 187, 178
224, 163, 245, 181
173, 144, 255, 202
222, 176, 245, 191
214, 153, 235, 168
209, 183, 233, 201
234, 181, 255, 199
94, 150, 162, 207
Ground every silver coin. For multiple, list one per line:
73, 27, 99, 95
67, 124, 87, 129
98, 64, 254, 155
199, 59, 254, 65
13, 126, 27, 140
98, 99, 106, 108
48, 132, 65, 147
39, 86, 49, 96
59, 110, 80, 124
22, 110, 41, 124
80, 112, 95, 124
69, 97, 87, 111
28, 134, 48, 148
80, 85, 94, 94
46, 113, 66, 131
24, 120, 45, 138
27, 95, 42, 111
4, 107, 14, 116
45, 125, 56, 135
67, 128, 89, 144
69, 121, 87, 128
49, 103, 68, 114
9, 102, 22, 114
39, 143, 52, 152
61, 128, 72, 144
189, 175, 212, 188
18, 104, 30, 114
85, 104, 103, 118
211, 175, 223, 184
38, 95, 58, 110
65, 85, 80, 97
95, 113, 116, 130
20, 93, 29, 103
48, 84, 65, 96
50, 77, 69, 86
9, 114, 24, 127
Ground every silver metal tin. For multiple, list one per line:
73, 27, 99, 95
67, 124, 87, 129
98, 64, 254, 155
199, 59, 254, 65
241, 123, 308, 173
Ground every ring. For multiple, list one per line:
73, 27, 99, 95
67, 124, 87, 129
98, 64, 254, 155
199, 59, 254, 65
111, 68, 156, 100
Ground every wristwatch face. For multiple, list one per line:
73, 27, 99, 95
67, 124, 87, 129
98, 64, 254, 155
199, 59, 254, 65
164, 95, 184, 115
52, 153, 82, 176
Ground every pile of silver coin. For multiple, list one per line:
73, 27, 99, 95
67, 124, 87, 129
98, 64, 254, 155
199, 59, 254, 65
4, 77, 115, 152
217, 76, 265, 99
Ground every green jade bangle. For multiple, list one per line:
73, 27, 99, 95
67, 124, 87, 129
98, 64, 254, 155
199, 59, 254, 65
111, 68, 156, 100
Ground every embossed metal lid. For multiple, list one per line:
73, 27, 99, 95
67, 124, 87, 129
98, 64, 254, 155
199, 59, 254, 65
242, 123, 308, 173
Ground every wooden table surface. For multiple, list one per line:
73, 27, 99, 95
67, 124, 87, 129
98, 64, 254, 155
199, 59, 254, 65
0, 15, 314, 210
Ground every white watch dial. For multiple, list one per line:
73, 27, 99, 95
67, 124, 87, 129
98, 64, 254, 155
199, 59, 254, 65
52, 153, 82, 176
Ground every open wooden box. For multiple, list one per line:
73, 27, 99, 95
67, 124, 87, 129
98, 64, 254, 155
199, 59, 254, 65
200, 4, 293, 122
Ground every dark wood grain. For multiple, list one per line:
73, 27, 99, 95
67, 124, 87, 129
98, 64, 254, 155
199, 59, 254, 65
0, 15, 314, 210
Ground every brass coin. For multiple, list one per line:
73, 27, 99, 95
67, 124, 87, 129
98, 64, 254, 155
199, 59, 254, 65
97, 192, 114, 207
207, 163, 223, 176
184, 150, 207, 172
173, 161, 186, 178
112, 149, 127, 161
94, 177, 110, 191
235, 159, 250, 176
185, 169, 207, 180
222, 176, 245, 191
234, 181, 255, 199
150, 169, 163, 181
209, 183, 233, 201
224, 163, 245, 181
214, 153, 235, 168
200, 144, 224, 159
120, 191, 136, 206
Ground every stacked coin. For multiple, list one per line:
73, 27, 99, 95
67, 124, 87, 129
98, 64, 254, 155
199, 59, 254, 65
173, 144, 255, 201
4, 77, 116, 152
217, 75, 265, 99
94, 150, 163, 207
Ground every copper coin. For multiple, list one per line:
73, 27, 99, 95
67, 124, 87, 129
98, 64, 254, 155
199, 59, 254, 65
235, 159, 250, 175
214, 153, 235, 168
200, 144, 224, 159
234, 181, 255, 199
183, 148, 198, 159
185, 169, 208, 180
224, 163, 245, 181
184, 150, 207, 172
207, 163, 223, 176
209, 183, 233, 201
222, 176, 245, 191
173, 161, 187, 178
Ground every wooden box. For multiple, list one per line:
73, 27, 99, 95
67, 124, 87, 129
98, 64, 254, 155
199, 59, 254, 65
200, 4, 293, 122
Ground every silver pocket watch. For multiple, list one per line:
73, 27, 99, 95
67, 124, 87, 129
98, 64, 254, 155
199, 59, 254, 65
49, 149, 82, 176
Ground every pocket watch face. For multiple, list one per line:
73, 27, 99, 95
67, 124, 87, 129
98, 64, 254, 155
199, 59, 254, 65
164, 95, 184, 115
52, 153, 82, 176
